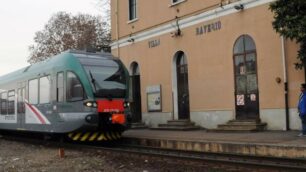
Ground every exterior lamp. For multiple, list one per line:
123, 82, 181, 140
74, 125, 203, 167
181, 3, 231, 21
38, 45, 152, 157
127, 38, 135, 42
234, 4, 244, 11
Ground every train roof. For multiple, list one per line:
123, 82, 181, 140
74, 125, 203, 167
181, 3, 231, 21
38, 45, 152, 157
0, 50, 116, 85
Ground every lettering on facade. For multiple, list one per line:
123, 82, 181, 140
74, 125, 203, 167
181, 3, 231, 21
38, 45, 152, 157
4, 115, 15, 120
196, 21, 221, 35
148, 39, 160, 48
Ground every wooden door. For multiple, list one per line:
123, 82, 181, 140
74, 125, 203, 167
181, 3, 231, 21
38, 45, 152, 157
234, 35, 259, 120
176, 52, 190, 119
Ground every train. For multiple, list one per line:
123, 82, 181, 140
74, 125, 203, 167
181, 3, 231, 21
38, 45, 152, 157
0, 50, 130, 141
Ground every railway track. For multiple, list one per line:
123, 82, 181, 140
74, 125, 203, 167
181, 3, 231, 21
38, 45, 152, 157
1, 133, 306, 171
109, 144, 306, 171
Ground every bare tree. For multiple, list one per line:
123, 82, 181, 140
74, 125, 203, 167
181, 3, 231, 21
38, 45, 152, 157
95, 0, 110, 23
28, 11, 111, 64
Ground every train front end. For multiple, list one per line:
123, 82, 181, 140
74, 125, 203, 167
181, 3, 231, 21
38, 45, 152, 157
68, 53, 131, 142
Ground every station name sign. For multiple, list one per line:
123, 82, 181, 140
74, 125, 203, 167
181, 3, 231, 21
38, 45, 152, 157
148, 39, 160, 48
196, 21, 221, 35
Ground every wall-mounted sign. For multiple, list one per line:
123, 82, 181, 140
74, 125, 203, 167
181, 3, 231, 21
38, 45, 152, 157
146, 85, 162, 112
250, 94, 256, 101
196, 21, 221, 36
240, 65, 245, 75
236, 95, 245, 106
148, 39, 160, 48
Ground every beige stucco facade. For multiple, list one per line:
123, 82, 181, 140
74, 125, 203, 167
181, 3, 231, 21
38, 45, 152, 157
111, 0, 304, 130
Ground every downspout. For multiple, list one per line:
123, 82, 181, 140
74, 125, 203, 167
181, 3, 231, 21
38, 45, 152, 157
281, 36, 290, 130
116, 0, 120, 57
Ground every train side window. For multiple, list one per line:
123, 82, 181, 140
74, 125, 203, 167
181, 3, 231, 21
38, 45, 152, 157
57, 72, 64, 102
0, 92, 7, 115
8, 90, 15, 115
29, 79, 38, 104
39, 76, 50, 104
67, 71, 84, 101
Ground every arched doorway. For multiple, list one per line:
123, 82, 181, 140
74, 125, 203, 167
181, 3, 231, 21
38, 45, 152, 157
233, 35, 259, 120
175, 51, 190, 119
130, 62, 142, 123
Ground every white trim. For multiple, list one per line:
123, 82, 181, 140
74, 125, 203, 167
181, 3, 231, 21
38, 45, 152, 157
172, 51, 190, 120
281, 36, 287, 82
169, 0, 186, 7
111, 0, 276, 49
25, 104, 51, 125
31, 105, 51, 125
127, 18, 139, 24
172, 53, 178, 119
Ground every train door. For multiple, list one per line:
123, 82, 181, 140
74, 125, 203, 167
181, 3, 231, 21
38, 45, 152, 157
17, 85, 26, 128
233, 35, 259, 120
55, 72, 65, 113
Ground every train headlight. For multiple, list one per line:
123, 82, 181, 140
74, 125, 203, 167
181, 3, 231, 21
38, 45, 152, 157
84, 100, 97, 108
123, 102, 130, 108
86, 102, 93, 107
93, 102, 97, 108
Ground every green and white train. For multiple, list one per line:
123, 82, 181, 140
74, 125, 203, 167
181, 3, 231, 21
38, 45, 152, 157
0, 50, 130, 141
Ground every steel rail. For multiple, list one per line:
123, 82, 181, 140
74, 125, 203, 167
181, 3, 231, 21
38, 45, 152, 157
104, 144, 306, 171
1, 133, 306, 171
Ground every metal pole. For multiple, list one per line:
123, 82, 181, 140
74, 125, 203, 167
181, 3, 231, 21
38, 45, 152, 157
116, 0, 120, 57
281, 36, 290, 130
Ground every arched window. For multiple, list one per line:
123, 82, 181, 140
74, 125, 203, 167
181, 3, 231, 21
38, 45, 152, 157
233, 35, 257, 92
177, 52, 188, 74
131, 62, 140, 76
234, 35, 256, 54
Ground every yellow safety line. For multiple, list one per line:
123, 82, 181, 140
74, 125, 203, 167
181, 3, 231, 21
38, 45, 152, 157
106, 132, 112, 141
89, 132, 99, 141
112, 132, 118, 140
111, 132, 117, 140
97, 133, 107, 141
116, 132, 121, 139
110, 132, 115, 140
73, 132, 82, 141
69, 131, 122, 141
81, 132, 91, 142
68, 133, 74, 138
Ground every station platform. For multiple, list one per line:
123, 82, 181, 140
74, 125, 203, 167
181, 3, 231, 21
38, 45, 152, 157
122, 129, 306, 159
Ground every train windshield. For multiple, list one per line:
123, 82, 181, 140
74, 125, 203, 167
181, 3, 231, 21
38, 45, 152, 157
79, 57, 127, 98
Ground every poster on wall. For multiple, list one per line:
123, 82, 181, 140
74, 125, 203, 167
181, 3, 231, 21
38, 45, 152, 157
146, 85, 162, 112
236, 95, 245, 106
250, 94, 256, 101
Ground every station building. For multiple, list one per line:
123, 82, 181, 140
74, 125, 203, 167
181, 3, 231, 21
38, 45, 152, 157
110, 0, 304, 130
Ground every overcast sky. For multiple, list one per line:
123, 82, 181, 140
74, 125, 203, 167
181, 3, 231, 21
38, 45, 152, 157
0, 0, 103, 76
